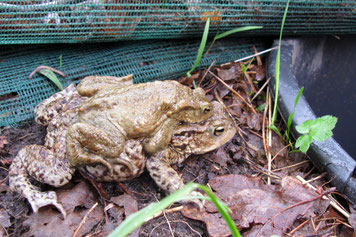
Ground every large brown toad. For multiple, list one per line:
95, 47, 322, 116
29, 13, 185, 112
66, 75, 213, 174
9, 78, 236, 218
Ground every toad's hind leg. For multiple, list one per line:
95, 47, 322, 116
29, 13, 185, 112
34, 84, 78, 126
66, 123, 125, 175
9, 145, 75, 218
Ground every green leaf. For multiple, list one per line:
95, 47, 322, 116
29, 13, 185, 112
38, 69, 63, 90
213, 26, 263, 40
295, 119, 314, 134
269, 124, 282, 138
109, 182, 241, 237
205, 26, 262, 56
256, 103, 266, 112
310, 115, 337, 142
295, 134, 313, 153
186, 18, 210, 77
108, 183, 200, 237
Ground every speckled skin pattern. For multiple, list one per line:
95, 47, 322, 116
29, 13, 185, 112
67, 75, 213, 174
8, 76, 236, 218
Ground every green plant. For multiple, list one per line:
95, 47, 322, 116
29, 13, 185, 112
186, 19, 262, 83
109, 182, 241, 237
295, 115, 337, 153
285, 86, 304, 148
186, 17, 210, 80
205, 26, 263, 56
269, 0, 290, 134
38, 68, 64, 90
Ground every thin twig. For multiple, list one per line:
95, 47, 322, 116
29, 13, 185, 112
150, 206, 184, 220
257, 189, 333, 237
261, 89, 269, 162
296, 175, 350, 218
272, 160, 310, 172
162, 210, 174, 237
221, 46, 279, 66
288, 219, 309, 235
209, 71, 257, 114
172, 220, 202, 237
248, 129, 263, 139
270, 144, 290, 162
251, 77, 271, 102
253, 45, 263, 66
243, 71, 257, 93
72, 202, 98, 237
29, 65, 66, 79
198, 60, 216, 87
267, 90, 272, 185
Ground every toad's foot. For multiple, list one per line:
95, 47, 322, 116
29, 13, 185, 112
26, 190, 66, 218
9, 145, 74, 218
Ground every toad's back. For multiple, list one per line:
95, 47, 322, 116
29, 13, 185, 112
77, 80, 206, 137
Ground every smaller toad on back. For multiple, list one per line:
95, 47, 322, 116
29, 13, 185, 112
66, 75, 213, 174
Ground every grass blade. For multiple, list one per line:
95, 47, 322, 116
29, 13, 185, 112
271, 0, 290, 125
38, 68, 64, 90
287, 86, 304, 137
199, 185, 241, 237
108, 183, 199, 237
214, 26, 263, 40
186, 17, 210, 78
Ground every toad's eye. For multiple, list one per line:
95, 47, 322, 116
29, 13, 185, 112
202, 105, 212, 114
213, 126, 225, 136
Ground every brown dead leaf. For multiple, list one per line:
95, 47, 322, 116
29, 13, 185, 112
0, 135, 8, 149
181, 206, 232, 237
0, 209, 11, 228
182, 175, 330, 236
23, 181, 104, 237
110, 193, 140, 237
240, 111, 262, 131
211, 147, 230, 167
59, 181, 98, 214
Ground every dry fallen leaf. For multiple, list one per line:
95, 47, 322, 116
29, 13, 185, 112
23, 181, 104, 237
182, 174, 330, 236
0, 209, 11, 228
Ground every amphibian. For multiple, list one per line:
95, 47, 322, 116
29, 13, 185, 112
66, 75, 213, 174
9, 77, 236, 218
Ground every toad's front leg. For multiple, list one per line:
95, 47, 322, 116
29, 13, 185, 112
66, 122, 125, 175
143, 119, 179, 155
146, 150, 203, 207
9, 145, 74, 218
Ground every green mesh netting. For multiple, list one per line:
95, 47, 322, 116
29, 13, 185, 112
0, 0, 355, 44
0, 38, 266, 127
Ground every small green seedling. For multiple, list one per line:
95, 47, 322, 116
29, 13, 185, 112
271, 0, 290, 127
109, 182, 241, 237
285, 86, 304, 149
186, 18, 262, 82
186, 17, 210, 80
295, 115, 338, 153
38, 68, 64, 90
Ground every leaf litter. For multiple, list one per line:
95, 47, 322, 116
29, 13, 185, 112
0, 54, 354, 236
